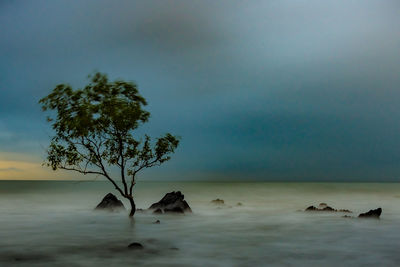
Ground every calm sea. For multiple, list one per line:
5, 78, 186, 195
0, 181, 399, 266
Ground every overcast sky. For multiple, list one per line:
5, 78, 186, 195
1, 0, 400, 181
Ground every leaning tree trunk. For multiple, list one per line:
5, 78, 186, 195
128, 197, 136, 217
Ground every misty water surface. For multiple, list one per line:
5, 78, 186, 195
0, 181, 399, 266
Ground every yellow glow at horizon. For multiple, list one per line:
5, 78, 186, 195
0, 160, 79, 180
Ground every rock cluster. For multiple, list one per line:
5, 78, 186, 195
149, 191, 192, 214
305, 203, 383, 219
305, 203, 352, 213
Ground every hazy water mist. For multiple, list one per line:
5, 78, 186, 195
0, 181, 399, 266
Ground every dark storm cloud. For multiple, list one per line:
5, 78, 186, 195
0, 0, 230, 113
1, 0, 400, 180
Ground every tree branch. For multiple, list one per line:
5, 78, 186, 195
129, 157, 161, 195
60, 166, 104, 176
82, 136, 126, 197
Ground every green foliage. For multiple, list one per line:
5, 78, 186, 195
40, 72, 180, 198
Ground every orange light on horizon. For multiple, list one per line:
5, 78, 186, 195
0, 159, 80, 180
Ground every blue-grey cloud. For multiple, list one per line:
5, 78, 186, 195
1, 0, 400, 181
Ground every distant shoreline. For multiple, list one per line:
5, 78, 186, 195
0, 180, 398, 183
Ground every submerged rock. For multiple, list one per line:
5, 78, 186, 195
236, 202, 243, 206
128, 242, 144, 250
149, 191, 192, 214
211, 199, 225, 205
358, 208, 382, 218
305, 204, 352, 213
338, 209, 352, 213
153, 220, 160, 224
95, 193, 125, 211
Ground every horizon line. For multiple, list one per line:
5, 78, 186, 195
0, 179, 399, 183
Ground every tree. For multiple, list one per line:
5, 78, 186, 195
39, 72, 179, 217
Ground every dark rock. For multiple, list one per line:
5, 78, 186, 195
358, 208, 382, 218
211, 199, 225, 205
164, 206, 184, 213
322, 206, 336, 211
128, 242, 144, 250
236, 202, 243, 206
149, 191, 192, 214
305, 204, 352, 213
305, 205, 318, 211
342, 215, 353, 218
153, 220, 160, 224
95, 193, 125, 211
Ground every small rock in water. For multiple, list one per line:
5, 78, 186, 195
236, 202, 243, 206
128, 242, 144, 250
358, 208, 382, 218
95, 193, 125, 211
342, 215, 353, 218
211, 199, 225, 205
305, 205, 318, 211
153, 220, 160, 224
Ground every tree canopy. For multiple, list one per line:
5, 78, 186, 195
40, 72, 179, 216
